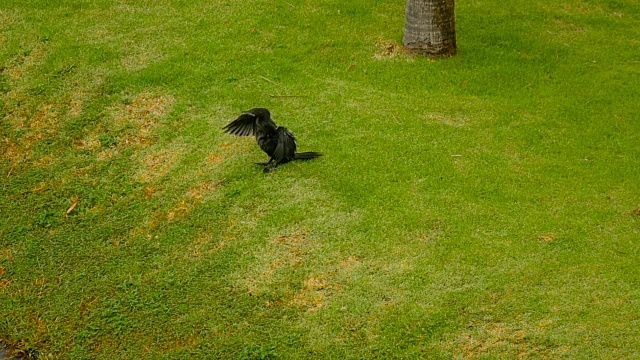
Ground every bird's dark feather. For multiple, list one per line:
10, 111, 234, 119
223, 108, 321, 171
222, 113, 256, 136
273, 127, 297, 164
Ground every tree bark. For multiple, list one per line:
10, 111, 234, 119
403, 0, 456, 58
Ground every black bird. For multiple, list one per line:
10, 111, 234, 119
223, 108, 322, 172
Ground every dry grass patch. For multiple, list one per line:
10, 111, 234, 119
2, 102, 61, 166
0, 266, 12, 292
129, 179, 223, 240
374, 39, 410, 60
539, 233, 556, 243
425, 112, 469, 127
2, 44, 47, 82
75, 134, 101, 151
418, 220, 444, 244
1, 137, 31, 167
166, 180, 223, 221
242, 229, 368, 315
289, 273, 330, 313
1, 45, 49, 163
68, 98, 83, 117
121, 46, 165, 72
143, 185, 161, 199
96, 148, 120, 161
128, 213, 163, 241
111, 92, 175, 148
186, 180, 224, 200
338, 256, 361, 270
207, 152, 227, 166
443, 319, 563, 359
206, 139, 254, 168
182, 233, 227, 259
243, 230, 314, 297
32, 155, 55, 168
134, 147, 185, 183
166, 199, 191, 222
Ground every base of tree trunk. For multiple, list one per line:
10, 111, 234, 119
403, 0, 457, 58
404, 43, 456, 58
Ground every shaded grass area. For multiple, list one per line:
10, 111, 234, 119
1, 0, 639, 358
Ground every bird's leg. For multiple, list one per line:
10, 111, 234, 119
263, 163, 278, 173
255, 158, 273, 166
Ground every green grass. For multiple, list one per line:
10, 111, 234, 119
1, 0, 639, 358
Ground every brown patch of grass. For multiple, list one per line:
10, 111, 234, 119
0, 247, 16, 262
242, 229, 367, 315
31, 181, 53, 193
144, 185, 160, 199
0, 45, 54, 166
1, 137, 31, 167
183, 233, 226, 259
166, 180, 223, 222
444, 319, 560, 359
425, 112, 468, 127
3, 45, 47, 82
166, 200, 191, 222
75, 134, 101, 151
0, 278, 12, 290
160, 337, 201, 355
207, 153, 227, 166
112, 93, 175, 148
289, 274, 330, 313
418, 220, 444, 244
130, 179, 223, 240
121, 47, 165, 72
186, 180, 224, 200
128, 212, 163, 239
116, 93, 174, 119
68, 99, 83, 117
134, 147, 184, 183
273, 230, 310, 267
2, 103, 60, 165
539, 234, 556, 243
562, 2, 606, 15
338, 256, 361, 270
554, 19, 586, 33
243, 230, 312, 297
96, 148, 119, 161
28, 103, 59, 138
374, 40, 408, 60
32, 155, 56, 168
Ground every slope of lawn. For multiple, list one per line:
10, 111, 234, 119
1, 0, 639, 358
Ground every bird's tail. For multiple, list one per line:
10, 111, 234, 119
294, 152, 323, 160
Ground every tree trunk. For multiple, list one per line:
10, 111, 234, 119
403, 0, 456, 58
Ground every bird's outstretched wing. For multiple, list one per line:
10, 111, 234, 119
273, 127, 297, 164
223, 112, 257, 136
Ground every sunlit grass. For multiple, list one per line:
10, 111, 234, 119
1, 0, 639, 358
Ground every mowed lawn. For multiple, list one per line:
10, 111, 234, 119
1, 0, 639, 358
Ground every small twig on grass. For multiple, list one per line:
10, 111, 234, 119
65, 196, 79, 217
284, 2, 295, 8
7, 168, 14, 177
259, 76, 277, 84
